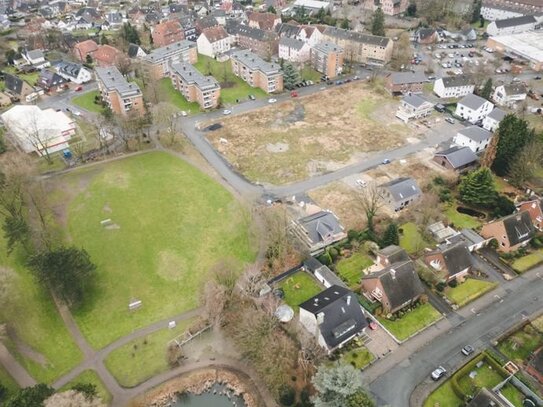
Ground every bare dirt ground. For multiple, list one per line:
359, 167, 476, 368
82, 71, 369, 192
207, 82, 417, 185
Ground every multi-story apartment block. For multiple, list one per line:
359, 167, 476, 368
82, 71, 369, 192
309, 42, 344, 78
95, 66, 144, 116
170, 62, 220, 109
226, 21, 279, 59
141, 40, 198, 81
152, 20, 184, 47
364, 0, 408, 15
230, 50, 283, 94
321, 27, 393, 65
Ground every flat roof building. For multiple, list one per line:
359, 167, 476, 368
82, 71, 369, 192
141, 40, 198, 80
487, 31, 543, 72
230, 50, 284, 94
95, 66, 144, 116
170, 62, 220, 109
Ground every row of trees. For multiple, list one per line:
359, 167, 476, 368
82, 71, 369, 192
0, 382, 104, 407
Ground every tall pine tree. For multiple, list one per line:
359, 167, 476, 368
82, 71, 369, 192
381, 223, 399, 248
458, 168, 497, 207
370, 8, 385, 36
282, 63, 300, 89
491, 114, 534, 176
480, 78, 492, 100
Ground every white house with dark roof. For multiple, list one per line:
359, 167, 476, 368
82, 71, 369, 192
492, 83, 527, 106
453, 126, 493, 153
433, 75, 475, 99
483, 108, 507, 131
455, 94, 494, 124
22, 49, 49, 69
396, 94, 434, 123
290, 210, 346, 254
54, 61, 92, 84
299, 285, 367, 353
278, 37, 310, 63
196, 26, 231, 58
486, 15, 539, 36
379, 177, 421, 212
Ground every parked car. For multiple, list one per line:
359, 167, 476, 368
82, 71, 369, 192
223, 109, 231, 115
248, 94, 256, 100
435, 104, 446, 113
382, 158, 391, 164
75, 86, 83, 91
366, 317, 378, 330
535, 76, 542, 80
445, 117, 455, 124
290, 91, 298, 97
431, 366, 447, 381
268, 98, 277, 104
181, 111, 188, 117
461, 345, 474, 356
356, 179, 367, 188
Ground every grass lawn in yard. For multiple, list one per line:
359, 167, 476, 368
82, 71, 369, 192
300, 66, 321, 82
423, 381, 462, 407
49, 151, 256, 349
399, 222, 430, 254
72, 90, 104, 114
498, 323, 543, 364
500, 383, 524, 407
444, 203, 483, 229
341, 347, 374, 369
378, 303, 441, 341
105, 317, 195, 388
3, 66, 40, 86
336, 251, 373, 288
279, 271, 323, 311
456, 361, 504, 397
445, 278, 497, 307
512, 249, 543, 273
61, 369, 111, 404
0, 238, 82, 383
194, 55, 267, 104
157, 78, 201, 113
0, 364, 19, 398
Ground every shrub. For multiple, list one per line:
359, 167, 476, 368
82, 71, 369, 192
328, 247, 339, 261
300, 387, 312, 407
347, 229, 359, 241
279, 386, 296, 406
433, 176, 446, 186
438, 188, 452, 203
448, 279, 458, 288
318, 252, 332, 266
436, 282, 446, 292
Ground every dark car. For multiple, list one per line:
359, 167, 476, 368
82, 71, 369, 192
435, 104, 446, 113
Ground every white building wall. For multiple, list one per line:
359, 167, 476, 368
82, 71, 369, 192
482, 115, 500, 131
453, 133, 491, 153
433, 79, 475, 98
487, 21, 536, 36
481, 6, 524, 21
455, 100, 494, 123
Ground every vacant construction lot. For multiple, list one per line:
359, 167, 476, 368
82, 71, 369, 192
207, 82, 414, 185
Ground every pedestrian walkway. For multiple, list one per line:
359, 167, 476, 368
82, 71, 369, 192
0, 342, 36, 388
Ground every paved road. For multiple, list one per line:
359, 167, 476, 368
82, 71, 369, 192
366, 265, 543, 407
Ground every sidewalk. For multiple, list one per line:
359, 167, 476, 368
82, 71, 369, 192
0, 342, 36, 388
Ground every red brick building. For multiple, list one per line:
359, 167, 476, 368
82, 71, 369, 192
152, 20, 184, 47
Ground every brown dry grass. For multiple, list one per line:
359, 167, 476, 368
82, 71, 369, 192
309, 182, 364, 231
207, 82, 414, 185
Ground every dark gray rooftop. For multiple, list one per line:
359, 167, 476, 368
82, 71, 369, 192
312, 41, 343, 54
170, 62, 220, 91
486, 107, 506, 121
440, 75, 473, 88
379, 177, 421, 203
457, 125, 492, 142
377, 245, 410, 264
434, 146, 478, 169
459, 93, 490, 110
494, 15, 537, 29
143, 40, 196, 62
231, 50, 281, 76
402, 94, 432, 108
296, 211, 344, 245
437, 241, 473, 277
390, 71, 427, 85
279, 36, 306, 50
323, 26, 391, 47
503, 211, 535, 246
95, 66, 141, 97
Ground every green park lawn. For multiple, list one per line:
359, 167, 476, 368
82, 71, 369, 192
399, 222, 431, 254
512, 249, 543, 273
61, 369, 111, 404
423, 381, 462, 407
105, 317, 196, 388
72, 90, 104, 114
336, 252, 373, 289
445, 278, 497, 307
498, 323, 543, 364
194, 55, 268, 104
279, 271, 322, 311
51, 151, 256, 349
0, 364, 19, 398
0, 238, 82, 384
444, 203, 483, 229
157, 78, 201, 113
341, 347, 374, 369
378, 303, 441, 341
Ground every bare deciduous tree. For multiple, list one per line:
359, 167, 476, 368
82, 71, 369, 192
4, 113, 54, 164
166, 342, 185, 367
236, 263, 265, 298
200, 280, 227, 327
151, 102, 179, 146
356, 183, 384, 232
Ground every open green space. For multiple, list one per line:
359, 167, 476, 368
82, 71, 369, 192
399, 222, 431, 254
51, 151, 256, 348
423, 380, 462, 407
457, 361, 504, 397
279, 271, 322, 311
194, 55, 268, 104
445, 278, 497, 307
378, 303, 441, 341
157, 78, 201, 113
105, 317, 196, 388
0, 237, 82, 383
336, 251, 373, 288
498, 323, 543, 364
61, 369, 112, 404
72, 90, 104, 114
512, 249, 543, 273
501, 383, 525, 407
444, 202, 483, 229
3, 66, 39, 86
300, 66, 321, 82
341, 346, 374, 369
0, 364, 19, 398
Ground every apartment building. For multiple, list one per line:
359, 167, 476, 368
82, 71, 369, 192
230, 50, 283, 94
309, 41, 344, 79
170, 62, 220, 109
226, 21, 279, 59
141, 40, 198, 81
95, 66, 144, 116
152, 20, 184, 47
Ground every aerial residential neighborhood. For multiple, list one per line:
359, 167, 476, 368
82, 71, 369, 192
0, 0, 543, 406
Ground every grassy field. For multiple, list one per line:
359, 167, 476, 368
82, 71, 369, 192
336, 252, 373, 288
501, 383, 524, 407
0, 237, 82, 383
341, 347, 374, 369
300, 66, 321, 82
512, 249, 543, 273
279, 271, 322, 311
157, 78, 201, 113
378, 303, 441, 341
0, 364, 19, 399
49, 151, 256, 349
61, 369, 111, 404
498, 323, 543, 364
399, 222, 430, 254
457, 361, 504, 397
444, 202, 483, 229
105, 317, 196, 387
3, 66, 39, 86
445, 278, 497, 307
72, 90, 104, 114
423, 381, 462, 407
194, 55, 267, 105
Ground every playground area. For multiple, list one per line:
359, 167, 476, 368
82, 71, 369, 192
278, 271, 322, 311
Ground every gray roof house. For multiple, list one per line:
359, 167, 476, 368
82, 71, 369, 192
299, 285, 368, 352
304, 257, 347, 288
379, 177, 422, 211
376, 245, 410, 267
291, 211, 347, 254
483, 107, 507, 131
424, 241, 473, 281
481, 211, 536, 252
454, 126, 493, 153
433, 146, 478, 171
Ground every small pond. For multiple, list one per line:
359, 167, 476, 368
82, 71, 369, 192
456, 206, 486, 219
172, 383, 246, 407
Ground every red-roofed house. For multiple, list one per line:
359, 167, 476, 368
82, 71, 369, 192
93, 45, 123, 67
152, 20, 184, 47
517, 199, 543, 231
196, 26, 231, 58
73, 39, 99, 62
247, 12, 281, 31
